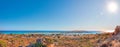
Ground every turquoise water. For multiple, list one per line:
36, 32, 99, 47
0, 31, 102, 35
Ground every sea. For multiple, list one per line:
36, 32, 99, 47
0, 31, 103, 35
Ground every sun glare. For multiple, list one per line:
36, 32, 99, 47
106, 30, 114, 33
107, 1, 118, 13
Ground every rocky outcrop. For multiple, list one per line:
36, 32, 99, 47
112, 26, 120, 35
97, 26, 120, 47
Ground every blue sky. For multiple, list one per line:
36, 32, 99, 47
0, 0, 120, 30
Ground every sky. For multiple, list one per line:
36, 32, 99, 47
0, 0, 120, 30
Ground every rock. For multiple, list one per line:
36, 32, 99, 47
112, 26, 120, 35
46, 44, 54, 47
18, 46, 23, 47
97, 26, 120, 47
100, 44, 108, 47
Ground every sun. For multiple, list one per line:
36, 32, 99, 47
107, 1, 118, 13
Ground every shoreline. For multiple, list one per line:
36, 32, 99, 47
0, 31, 103, 35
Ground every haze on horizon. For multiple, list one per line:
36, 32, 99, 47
0, 0, 120, 30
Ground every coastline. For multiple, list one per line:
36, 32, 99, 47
0, 31, 103, 35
